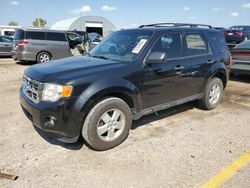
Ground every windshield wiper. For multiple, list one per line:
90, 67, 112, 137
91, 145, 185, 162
92, 55, 109, 60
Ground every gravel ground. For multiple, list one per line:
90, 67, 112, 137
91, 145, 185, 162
0, 58, 250, 188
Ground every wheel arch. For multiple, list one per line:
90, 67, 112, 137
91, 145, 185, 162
73, 79, 142, 128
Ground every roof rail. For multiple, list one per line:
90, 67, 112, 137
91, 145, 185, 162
139, 23, 213, 29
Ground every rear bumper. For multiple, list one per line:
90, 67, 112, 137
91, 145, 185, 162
19, 89, 82, 143
12, 50, 36, 61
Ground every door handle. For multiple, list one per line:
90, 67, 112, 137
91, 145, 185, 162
174, 65, 184, 75
207, 60, 215, 64
174, 65, 184, 71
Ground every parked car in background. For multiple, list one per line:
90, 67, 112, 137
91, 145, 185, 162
224, 25, 250, 44
19, 23, 231, 150
230, 40, 250, 75
0, 35, 13, 57
0, 26, 23, 38
88, 32, 102, 50
12, 28, 86, 63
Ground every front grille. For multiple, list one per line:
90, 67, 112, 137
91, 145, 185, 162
22, 75, 42, 103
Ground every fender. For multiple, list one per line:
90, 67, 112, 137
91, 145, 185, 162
72, 78, 142, 117
204, 61, 228, 90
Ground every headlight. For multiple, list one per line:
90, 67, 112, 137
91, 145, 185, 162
42, 83, 73, 102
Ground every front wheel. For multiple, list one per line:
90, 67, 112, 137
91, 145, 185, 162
199, 77, 224, 110
82, 97, 132, 151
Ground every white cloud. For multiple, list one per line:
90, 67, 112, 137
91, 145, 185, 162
184, 6, 190, 11
11, 1, 19, 5
101, 5, 117, 11
70, 5, 91, 14
189, 16, 196, 20
131, 23, 138, 27
212, 8, 224, 11
231, 12, 239, 17
242, 3, 250, 8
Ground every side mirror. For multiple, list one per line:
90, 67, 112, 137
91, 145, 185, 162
146, 52, 167, 64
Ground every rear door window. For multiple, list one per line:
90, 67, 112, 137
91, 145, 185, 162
185, 33, 209, 56
46, 32, 67, 42
26, 31, 45, 40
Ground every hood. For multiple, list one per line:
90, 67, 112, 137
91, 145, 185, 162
25, 56, 126, 83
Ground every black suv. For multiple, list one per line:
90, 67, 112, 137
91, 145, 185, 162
20, 23, 231, 150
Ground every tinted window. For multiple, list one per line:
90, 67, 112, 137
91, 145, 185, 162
185, 33, 209, 56
46, 32, 67, 41
14, 30, 25, 40
151, 33, 183, 59
26, 31, 45, 40
208, 32, 228, 55
235, 41, 250, 49
4, 31, 15, 37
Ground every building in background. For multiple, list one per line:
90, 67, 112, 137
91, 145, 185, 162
51, 16, 116, 37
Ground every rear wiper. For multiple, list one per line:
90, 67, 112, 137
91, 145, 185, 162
92, 55, 109, 60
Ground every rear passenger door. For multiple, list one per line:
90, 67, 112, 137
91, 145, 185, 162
46, 32, 71, 59
183, 32, 214, 96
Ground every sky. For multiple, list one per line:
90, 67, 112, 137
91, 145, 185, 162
1, 0, 250, 29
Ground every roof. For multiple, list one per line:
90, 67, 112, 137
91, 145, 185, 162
51, 17, 79, 30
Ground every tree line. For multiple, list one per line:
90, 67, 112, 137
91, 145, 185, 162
8, 18, 47, 28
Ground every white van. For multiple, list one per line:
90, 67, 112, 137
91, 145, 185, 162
0, 26, 22, 37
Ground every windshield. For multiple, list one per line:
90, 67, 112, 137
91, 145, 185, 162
89, 30, 153, 62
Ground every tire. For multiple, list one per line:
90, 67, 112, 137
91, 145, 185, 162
37, 52, 51, 63
82, 97, 132, 151
199, 77, 224, 110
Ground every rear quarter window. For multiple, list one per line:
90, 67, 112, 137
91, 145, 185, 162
207, 32, 228, 55
46, 32, 67, 42
26, 31, 45, 40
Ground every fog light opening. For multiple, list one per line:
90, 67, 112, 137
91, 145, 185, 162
44, 116, 57, 128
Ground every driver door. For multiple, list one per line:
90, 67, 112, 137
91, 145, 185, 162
141, 32, 188, 109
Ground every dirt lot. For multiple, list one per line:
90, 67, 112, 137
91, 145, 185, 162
0, 58, 250, 188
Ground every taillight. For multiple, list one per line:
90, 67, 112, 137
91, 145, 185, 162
18, 41, 29, 46
235, 31, 243, 36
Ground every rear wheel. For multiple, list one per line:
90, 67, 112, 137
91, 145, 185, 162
199, 77, 224, 110
37, 52, 51, 63
82, 97, 132, 151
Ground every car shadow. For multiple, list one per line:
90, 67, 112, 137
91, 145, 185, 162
230, 74, 250, 84
15, 61, 36, 66
132, 102, 195, 130
32, 125, 84, 150
31, 101, 197, 150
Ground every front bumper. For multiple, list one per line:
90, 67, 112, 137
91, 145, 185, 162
19, 89, 81, 143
